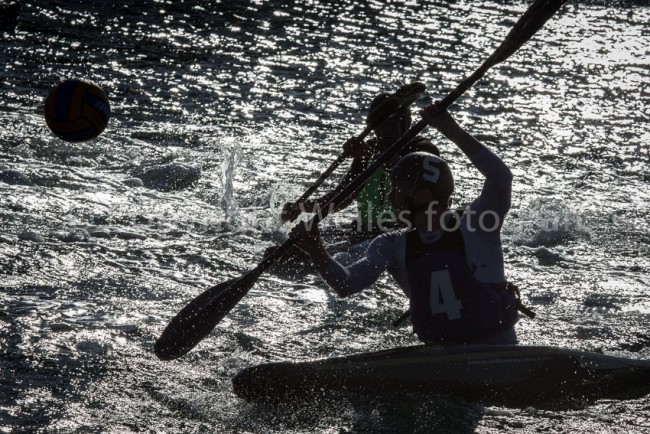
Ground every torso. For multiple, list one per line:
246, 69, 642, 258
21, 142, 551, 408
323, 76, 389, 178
371, 209, 507, 295
355, 166, 394, 229
403, 220, 517, 344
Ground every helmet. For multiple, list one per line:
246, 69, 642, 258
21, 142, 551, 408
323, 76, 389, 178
403, 137, 440, 157
368, 93, 390, 113
389, 152, 454, 201
367, 92, 412, 127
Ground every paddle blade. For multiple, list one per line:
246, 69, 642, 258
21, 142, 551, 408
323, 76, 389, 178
154, 276, 255, 360
366, 82, 426, 128
488, 0, 569, 67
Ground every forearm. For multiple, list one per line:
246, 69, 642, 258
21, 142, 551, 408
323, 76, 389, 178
423, 107, 513, 227
432, 114, 512, 184
317, 256, 384, 298
304, 242, 368, 297
317, 259, 355, 298
457, 138, 513, 224
317, 234, 393, 298
462, 143, 514, 233
436, 117, 484, 159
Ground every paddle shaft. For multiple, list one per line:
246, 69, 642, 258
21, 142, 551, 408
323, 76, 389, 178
233, 0, 567, 288
248, 119, 427, 278
281, 0, 571, 267
292, 123, 374, 205
304, 65, 495, 225
295, 0, 570, 225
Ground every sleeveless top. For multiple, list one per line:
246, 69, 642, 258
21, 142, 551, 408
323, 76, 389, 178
405, 217, 518, 344
356, 166, 394, 229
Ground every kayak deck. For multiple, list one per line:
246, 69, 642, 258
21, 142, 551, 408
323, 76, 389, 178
232, 345, 650, 409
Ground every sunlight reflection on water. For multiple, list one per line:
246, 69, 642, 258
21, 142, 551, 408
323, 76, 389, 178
1, 0, 649, 432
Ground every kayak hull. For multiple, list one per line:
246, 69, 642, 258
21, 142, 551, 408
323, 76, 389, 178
232, 345, 650, 409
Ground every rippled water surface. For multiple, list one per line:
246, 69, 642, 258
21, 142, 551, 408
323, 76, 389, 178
1, 0, 649, 432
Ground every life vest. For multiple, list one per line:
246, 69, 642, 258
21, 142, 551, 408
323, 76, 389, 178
355, 136, 437, 229
356, 166, 394, 229
405, 216, 518, 344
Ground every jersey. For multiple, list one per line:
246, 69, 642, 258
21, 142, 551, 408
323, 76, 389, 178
355, 166, 394, 229
354, 135, 439, 229
405, 223, 518, 344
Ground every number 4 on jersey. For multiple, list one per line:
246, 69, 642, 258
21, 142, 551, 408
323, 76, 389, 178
430, 269, 463, 320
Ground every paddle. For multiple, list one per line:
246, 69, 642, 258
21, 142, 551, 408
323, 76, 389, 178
155, 0, 569, 361
284, 82, 426, 217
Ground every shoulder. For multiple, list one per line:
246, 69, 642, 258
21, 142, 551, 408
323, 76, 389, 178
367, 229, 406, 257
459, 204, 503, 245
373, 228, 407, 242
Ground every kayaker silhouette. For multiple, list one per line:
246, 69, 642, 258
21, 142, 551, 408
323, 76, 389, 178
281, 92, 439, 232
291, 106, 525, 345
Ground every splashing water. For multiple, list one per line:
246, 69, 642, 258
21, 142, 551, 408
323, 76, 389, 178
1, 1, 649, 432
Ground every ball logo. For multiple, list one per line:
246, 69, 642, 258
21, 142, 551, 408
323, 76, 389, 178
422, 157, 441, 183
93, 100, 110, 118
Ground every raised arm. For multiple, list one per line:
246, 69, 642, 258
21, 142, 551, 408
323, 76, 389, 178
421, 107, 512, 233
